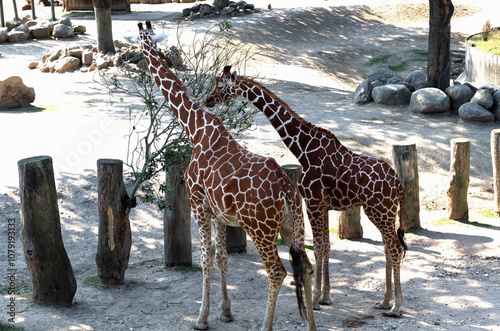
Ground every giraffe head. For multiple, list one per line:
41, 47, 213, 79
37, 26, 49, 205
123, 21, 168, 53
205, 65, 237, 107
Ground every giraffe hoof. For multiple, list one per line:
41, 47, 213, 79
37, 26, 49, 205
193, 321, 208, 330
318, 297, 331, 306
313, 302, 321, 310
383, 310, 401, 318
374, 302, 391, 310
220, 313, 234, 323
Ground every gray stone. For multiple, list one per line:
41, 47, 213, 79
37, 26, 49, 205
445, 84, 474, 110
81, 50, 94, 65
410, 88, 450, 114
471, 89, 494, 110
372, 84, 411, 105
30, 25, 51, 39
7, 30, 28, 43
0, 76, 36, 109
353, 79, 373, 105
42, 47, 64, 63
458, 102, 495, 122
405, 69, 427, 91
367, 68, 401, 85
13, 24, 29, 34
0, 28, 8, 43
52, 24, 74, 38
73, 25, 86, 34
5, 21, 21, 30
54, 56, 81, 73
59, 18, 72, 27
492, 90, 500, 121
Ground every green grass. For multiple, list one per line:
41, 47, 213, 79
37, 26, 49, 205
365, 54, 391, 66
468, 29, 500, 55
0, 322, 25, 330
83, 275, 101, 286
431, 218, 454, 226
172, 265, 202, 272
388, 62, 409, 72
477, 207, 498, 218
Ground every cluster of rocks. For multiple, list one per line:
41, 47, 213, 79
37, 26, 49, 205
0, 16, 86, 43
0, 76, 36, 109
181, 1, 257, 20
28, 40, 183, 73
130, 0, 195, 3
354, 68, 500, 122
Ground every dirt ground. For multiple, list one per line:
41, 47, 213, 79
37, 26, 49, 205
1, 0, 500, 330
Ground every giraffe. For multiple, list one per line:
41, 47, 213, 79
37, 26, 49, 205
132, 22, 317, 331
206, 66, 408, 317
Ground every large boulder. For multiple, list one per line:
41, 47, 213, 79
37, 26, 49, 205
445, 84, 474, 110
367, 68, 401, 85
471, 89, 494, 110
372, 84, 411, 105
458, 102, 495, 122
492, 90, 500, 121
7, 30, 28, 43
52, 24, 74, 38
30, 25, 51, 39
404, 70, 427, 91
410, 88, 450, 114
0, 76, 36, 109
0, 28, 8, 43
353, 79, 373, 105
54, 57, 81, 73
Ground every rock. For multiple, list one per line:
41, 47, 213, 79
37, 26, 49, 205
30, 25, 51, 39
96, 57, 109, 70
471, 89, 494, 110
26, 20, 38, 27
52, 23, 74, 38
8, 30, 28, 43
67, 46, 83, 59
372, 84, 411, 105
28, 61, 39, 69
353, 79, 373, 105
0, 76, 36, 109
59, 18, 72, 27
463, 82, 478, 94
54, 56, 81, 73
458, 102, 495, 122
445, 84, 474, 110
73, 25, 86, 34
367, 68, 401, 85
0, 28, 8, 43
404, 69, 427, 91
81, 50, 94, 65
492, 90, 500, 121
42, 47, 64, 63
13, 24, 30, 34
410, 88, 450, 114
6, 21, 21, 30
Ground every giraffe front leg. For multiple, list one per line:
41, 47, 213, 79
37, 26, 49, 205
214, 220, 234, 323
195, 221, 213, 330
319, 220, 331, 306
261, 264, 286, 331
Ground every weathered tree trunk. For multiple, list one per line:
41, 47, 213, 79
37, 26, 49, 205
492, 129, 500, 216
164, 163, 192, 266
0, 0, 5, 28
392, 142, 421, 230
338, 208, 362, 239
31, 0, 36, 20
94, 0, 115, 54
96, 159, 132, 285
11, 0, 19, 21
447, 138, 470, 220
50, 0, 55, 21
427, 0, 454, 91
282, 164, 302, 192
226, 225, 246, 253
18, 155, 77, 307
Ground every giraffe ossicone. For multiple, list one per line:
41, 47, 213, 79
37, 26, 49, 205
135, 21, 317, 331
207, 65, 408, 317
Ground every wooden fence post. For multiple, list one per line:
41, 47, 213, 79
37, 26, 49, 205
96, 159, 132, 285
492, 129, 500, 216
338, 208, 362, 239
18, 155, 77, 307
392, 142, 421, 230
164, 162, 192, 265
447, 139, 470, 220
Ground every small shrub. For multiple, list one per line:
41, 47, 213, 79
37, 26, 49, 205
482, 19, 492, 41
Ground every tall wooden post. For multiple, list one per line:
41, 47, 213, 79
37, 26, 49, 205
164, 163, 192, 266
18, 155, 77, 307
31, 0, 36, 20
392, 142, 421, 230
447, 138, 470, 220
492, 129, 500, 216
338, 208, 362, 239
96, 159, 132, 285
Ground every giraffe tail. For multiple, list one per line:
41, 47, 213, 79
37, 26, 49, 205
396, 178, 408, 257
289, 245, 307, 320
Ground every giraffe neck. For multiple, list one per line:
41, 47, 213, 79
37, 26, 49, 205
237, 77, 350, 163
140, 45, 214, 145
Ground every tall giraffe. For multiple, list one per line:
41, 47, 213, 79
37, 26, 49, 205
133, 22, 317, 331
206, 66, 408, 317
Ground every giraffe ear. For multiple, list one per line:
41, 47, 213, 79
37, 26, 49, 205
123, 35, 139, 44
152, 34, 168, 43
231, 72, 237, 82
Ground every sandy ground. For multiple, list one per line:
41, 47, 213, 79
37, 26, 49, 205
1, 0, 500, 330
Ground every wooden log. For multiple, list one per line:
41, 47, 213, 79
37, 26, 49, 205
164, 163, 192, 266
18, 155, 77, 307
447, 138, 470, 220
282, 164, 302, 191
392, 142, 421, 230
226, 225, 246, 254
96, 159, 132, 285
492, 129, 500, 216
338, 208, 363, 239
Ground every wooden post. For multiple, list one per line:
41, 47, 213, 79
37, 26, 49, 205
392, 142, 421, 230
447, 139, 470, 221
96, 159, 132, 285
226, 226, 246, 254
18, 155, 77, 307
164, 163, 192, 266
31, 0, 36, 20
492, 129, 500, 216
282, 164, 302, 191
338, 208, 362, 239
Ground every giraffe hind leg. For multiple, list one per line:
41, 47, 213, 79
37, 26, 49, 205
213, 219, 234, 323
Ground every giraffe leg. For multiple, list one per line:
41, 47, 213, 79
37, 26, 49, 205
213, 220, 234, 323
307, 208, 326, 310
319, 215, 331, 305
384, 261, 402, 317
375, 248, 393, 311
194, 219, 213, 330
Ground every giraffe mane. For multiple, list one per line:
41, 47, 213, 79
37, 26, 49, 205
240, 76, 339, 140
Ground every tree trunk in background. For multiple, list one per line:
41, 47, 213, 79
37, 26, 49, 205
427, 0, 454, 91
11, 0, 19, 21
94, 0, 115, 54
447, 138, 470, 221
18, 156, 77, 307
0, 0, 4, 27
